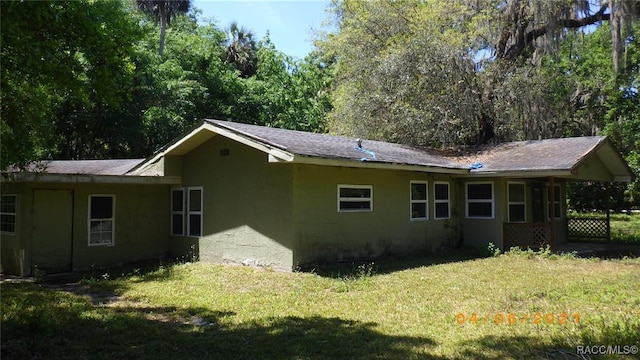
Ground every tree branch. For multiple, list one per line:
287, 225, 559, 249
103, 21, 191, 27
501, 4, 611, 59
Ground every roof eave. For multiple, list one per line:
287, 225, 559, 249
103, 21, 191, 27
463, 170, 573, 178
273, 155, 469, 174
3, 173, 182, 185
613, 175, 634, 182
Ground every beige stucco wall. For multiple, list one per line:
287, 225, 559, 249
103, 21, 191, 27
572, 154, 613, 182
1, 181, 170, 276
1, 182, 27, 276
460, 178, 567, 251
457, 178, 507, 249
291, 164, 459, 266
174, 135, 295, 270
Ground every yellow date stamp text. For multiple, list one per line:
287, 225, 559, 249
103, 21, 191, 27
455, 312, 580, 325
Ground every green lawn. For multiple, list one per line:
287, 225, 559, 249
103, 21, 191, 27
2, 250, 639, 359
611, 213, 640, 243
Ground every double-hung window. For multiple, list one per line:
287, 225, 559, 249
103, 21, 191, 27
410, 181, 428, 220
171, 187, 203, 237
466, 182, 494, 219
434, 182, 450, 220
338, 185, 373, 212
187, 187, 203, 237
1, 195, 17, 234
508, 182, 526, 223
171, 189, 185, 236
89, 195, 115, 246
547, 184, 562, 220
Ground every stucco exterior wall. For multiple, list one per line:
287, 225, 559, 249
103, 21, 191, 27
1, 182, 170, 276
458, 178, 507, 249
1, 182, 27, 276
572, 154, 613, 181
291, 164, 459, 266
460, 178, 568, 250
174, 135, 295, 270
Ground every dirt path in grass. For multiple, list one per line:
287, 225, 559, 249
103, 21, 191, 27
43, 280, 123, 305
0, 274, 124, 306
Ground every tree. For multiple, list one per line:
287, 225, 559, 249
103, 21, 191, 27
494, 0, 639, 73
136, 0, 191, 56
223, 21, 258, 78
322, 1, 500, 147
1, 0, 141, 168
248, 36, 333, 132
321, 0, 639, 148
1, 2, 331, 169
539, 21, 640, 209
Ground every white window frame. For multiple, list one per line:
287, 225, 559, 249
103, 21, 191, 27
1, 194, 17, 234
410, 181, 428, 221
547, 184, 562, 220
171, 188, 185, 236
507, 182, 526, 223
466, 182, 494, 219
337, 185, 373, 212
433, 182, 450, 220
88, 195, 115, 246
187, 187, 203, 237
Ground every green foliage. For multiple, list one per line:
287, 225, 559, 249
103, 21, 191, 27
321, 0, 581, 148
223, 21, 258, 78
503, 245, 565, 260
486, 242, 501, 257
554, 23, 640, 210
1, 2, 332, 168
1, 0, 142, 167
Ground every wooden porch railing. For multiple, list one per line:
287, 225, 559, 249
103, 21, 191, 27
503, 223, 551, 249
566, 216, 610, 242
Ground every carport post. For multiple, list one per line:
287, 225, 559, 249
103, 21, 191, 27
549, 177, 556, 251
606, 183, 611, 243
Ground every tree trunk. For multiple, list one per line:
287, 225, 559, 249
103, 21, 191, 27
158, 8, 166, 56
610, 0, 622, 74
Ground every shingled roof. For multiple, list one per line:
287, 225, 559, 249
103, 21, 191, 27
6, 120, 632, 182
456, 136, 602, 172
13, 159, 146, 176
207, 119, 465, 171
455, 136, 633, 180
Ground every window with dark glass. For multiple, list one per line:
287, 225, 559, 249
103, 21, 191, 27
466, 183, 494, 218
171, 189, 185, 236
338, 185, 373, 212
508, 183, 526, 223
410, 181, 428, 220
187, 188, 202, 237
434, 182, 450, 219
1, 195, 17, 234
89, 195, 114, 246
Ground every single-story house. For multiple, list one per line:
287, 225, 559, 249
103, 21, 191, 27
1, 120, 634, 276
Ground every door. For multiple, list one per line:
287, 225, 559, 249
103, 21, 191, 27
531, 183, 545, 223
32, 189, 73, 273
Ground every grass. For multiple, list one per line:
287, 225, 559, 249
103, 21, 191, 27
2, 250, 640, 359
610, 213, 640, 243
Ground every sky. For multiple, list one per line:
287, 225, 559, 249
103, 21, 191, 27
192, 0, 334, 59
